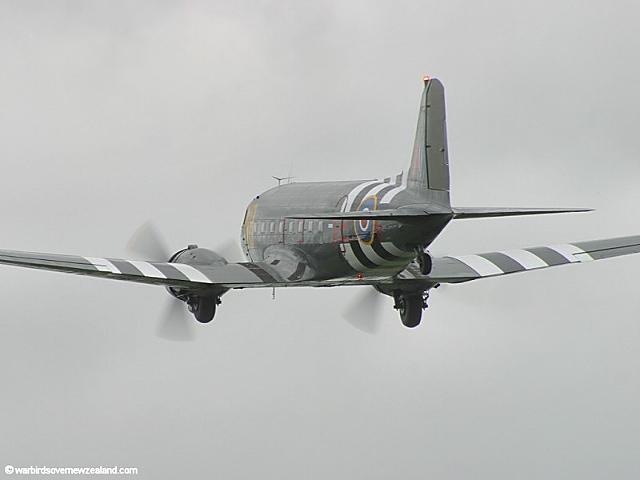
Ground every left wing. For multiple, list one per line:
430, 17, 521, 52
408, 234, 640, 284
0, 248, 388, 289
0, 249, 289, 289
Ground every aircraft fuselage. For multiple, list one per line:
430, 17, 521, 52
241, 180, 452, 282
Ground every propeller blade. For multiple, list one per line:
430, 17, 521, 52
156, 298, 195, 342
126, 222, 196, 340
127, 221, 171, 261
214, 239, 245, 263
342, 287, 385, 334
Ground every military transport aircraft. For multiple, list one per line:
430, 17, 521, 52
1, 77, 639, 333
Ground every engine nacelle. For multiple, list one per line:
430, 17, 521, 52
169, 245, 228, 267
166, 246, 229, 302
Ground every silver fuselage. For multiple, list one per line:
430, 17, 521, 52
241, 179, 452, 281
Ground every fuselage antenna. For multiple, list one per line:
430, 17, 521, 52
272, 176, 294, 186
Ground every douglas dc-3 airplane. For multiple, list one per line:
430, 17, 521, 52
2, 77, 640, 332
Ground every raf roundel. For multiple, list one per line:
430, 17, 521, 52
355, 195, 377, 245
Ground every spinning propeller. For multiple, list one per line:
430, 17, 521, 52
127, 221, 193, 341
129, 222, 388, 337
127, 221, 242, 341
342, 287, 385, 334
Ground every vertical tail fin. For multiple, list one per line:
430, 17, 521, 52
407, 77, 450, 195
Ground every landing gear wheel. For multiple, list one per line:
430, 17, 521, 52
416, 250, 432, 275
398, 294, 423, 328
188, 296, 217, 323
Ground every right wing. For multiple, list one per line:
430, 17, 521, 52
411, 234, 640, 284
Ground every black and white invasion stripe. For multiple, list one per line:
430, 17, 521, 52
339, 176, 415, 274
446, 244, 594, 278
82, 257, 280, 285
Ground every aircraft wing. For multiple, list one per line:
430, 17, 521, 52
3, 234, 639, 291
0, 249, 293, 289
405, 234, 640, 284
0, 248, 392, 290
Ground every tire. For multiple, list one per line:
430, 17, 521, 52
193, 296, 217, 323
418, 252, 433, 275
399, 294, 423, 328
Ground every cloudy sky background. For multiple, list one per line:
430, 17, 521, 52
1, 1, 639, 478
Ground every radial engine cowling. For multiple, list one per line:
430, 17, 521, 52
169, 246, 228, 267
166, 246, 229, 303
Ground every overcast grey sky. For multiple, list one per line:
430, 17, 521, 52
1, 1, 640, 478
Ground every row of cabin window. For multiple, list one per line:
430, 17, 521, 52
251, 219, 334, 235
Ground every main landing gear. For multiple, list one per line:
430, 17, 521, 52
394, 291, 429, 328
187, 295, 221, 323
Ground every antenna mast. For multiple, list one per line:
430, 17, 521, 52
272, 176, 294, 186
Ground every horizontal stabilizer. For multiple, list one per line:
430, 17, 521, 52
452, 207, 592, 219
287, 204, 451, 221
